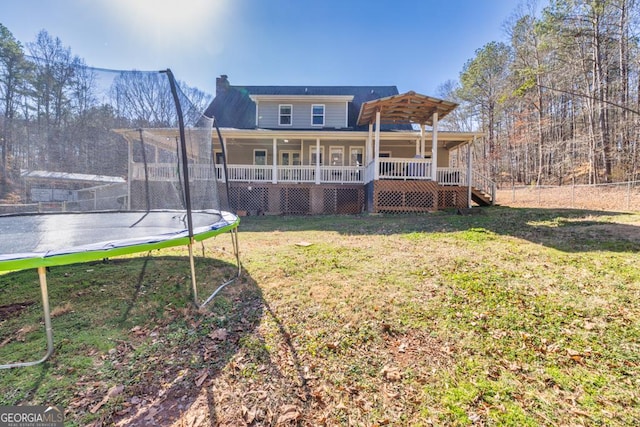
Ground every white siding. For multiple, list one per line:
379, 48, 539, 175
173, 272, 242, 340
257, 101, 348, 129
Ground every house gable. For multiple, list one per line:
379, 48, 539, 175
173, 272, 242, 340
249, 94, 353, 129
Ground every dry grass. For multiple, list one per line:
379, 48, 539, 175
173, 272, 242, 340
497, 183, 640, 211
2, 208, 640, 426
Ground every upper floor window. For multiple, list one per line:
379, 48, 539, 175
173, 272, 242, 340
311, 104, 325, 126
279, 104, 292, 126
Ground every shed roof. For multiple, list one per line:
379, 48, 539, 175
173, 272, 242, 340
357, 91, 458, 126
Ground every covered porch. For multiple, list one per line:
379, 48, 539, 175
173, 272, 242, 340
210, 127, 483, 189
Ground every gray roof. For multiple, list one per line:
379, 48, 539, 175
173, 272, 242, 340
204, 79, 413, 131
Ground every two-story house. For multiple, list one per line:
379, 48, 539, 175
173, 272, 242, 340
204, 75, 492, 215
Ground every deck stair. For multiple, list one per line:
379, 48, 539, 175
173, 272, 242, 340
471, 187, 493, 206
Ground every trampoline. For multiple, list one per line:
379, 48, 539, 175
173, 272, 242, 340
0, 67, 241, 369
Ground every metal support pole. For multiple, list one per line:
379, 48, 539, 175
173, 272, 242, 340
199, 227, 242, 307
0, 266, 55, 369
188, 239, 198, 305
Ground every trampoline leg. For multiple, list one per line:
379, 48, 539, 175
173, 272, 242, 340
199, 227, 242, 308
0, 266, 55, 369
188, 239, 199, 305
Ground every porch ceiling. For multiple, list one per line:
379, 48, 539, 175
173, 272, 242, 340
356, 91, 457, 126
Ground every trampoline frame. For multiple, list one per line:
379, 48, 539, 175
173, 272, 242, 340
0, 212, 240, 369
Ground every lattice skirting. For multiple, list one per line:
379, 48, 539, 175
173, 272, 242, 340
228, 183, 364, 215
372, 181, 469, 213
227, 182, 468, 215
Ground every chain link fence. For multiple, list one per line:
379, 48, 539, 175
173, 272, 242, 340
496, 182, 640, 212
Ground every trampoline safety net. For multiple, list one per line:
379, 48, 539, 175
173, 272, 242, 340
0, 61, 241, 368
2, 64, 226, 216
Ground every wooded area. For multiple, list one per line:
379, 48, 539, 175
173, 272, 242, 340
440, 0, 640, 187
0, 26, 210, 201
3, 0, 640, 198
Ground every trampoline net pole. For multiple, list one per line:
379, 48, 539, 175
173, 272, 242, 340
162, 68, 194, 238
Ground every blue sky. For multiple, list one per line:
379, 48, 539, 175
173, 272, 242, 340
1, 0, 522, 97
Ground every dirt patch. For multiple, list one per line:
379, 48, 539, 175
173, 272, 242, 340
0, 301, 34, 321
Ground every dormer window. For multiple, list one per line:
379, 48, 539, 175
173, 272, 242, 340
311, 104, 325, 126
279, 104, 292, 126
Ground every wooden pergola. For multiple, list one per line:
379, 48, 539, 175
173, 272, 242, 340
357, 91, 459, 181
356, 91, 457, 126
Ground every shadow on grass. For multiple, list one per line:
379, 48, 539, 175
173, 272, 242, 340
0, 251, 272, 426
237, 206, 640, 253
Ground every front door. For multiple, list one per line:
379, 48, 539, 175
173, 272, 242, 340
280, 151, 301, 180
280, 151, 301, 166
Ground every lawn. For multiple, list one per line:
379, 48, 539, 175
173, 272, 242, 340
1, 206, 639, 426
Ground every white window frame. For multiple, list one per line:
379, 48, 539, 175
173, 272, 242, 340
350, 147, 364, 166
214, 150, 225, 165
279, 104, 293, 126
253, 149, 267, 165
280, 150, 301, 166
310, 146, 324, 166
311, 104, 325, 127
329, 146, 344, 166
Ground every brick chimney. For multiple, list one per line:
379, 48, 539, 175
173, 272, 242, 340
216, 74, 229, 95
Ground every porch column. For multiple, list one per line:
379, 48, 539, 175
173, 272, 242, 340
315, 138, 321, 184
374, 110, 381, 181
367, 122, 373, 164
272, 138, 277, 184
415, 138, 420, 156
420, 123, 426, 157
467, 137, 474, 208
221, 136, 227, 182
431, 112, 438, 181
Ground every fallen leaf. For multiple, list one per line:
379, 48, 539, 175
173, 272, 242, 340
129, 326, 147, 337
194, 369, 209, 387
277, 405, 301, 424
567, 348, 580, 356
90, 384, 124, 413
209, 328, 228, 341
242, 405, 258, 424
326, 342, 339, 351
381, 365, 402, 382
